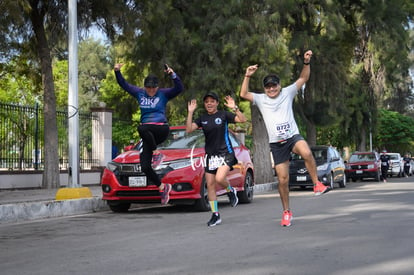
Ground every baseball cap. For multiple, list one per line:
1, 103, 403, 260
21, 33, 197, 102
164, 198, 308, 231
263, 74, 280, 87
144, 75, 159, 88
203, 91, 219, 101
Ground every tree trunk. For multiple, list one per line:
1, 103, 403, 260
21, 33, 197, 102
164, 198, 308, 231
30, 3, 60, 189
357, 126, 367, 152
251, 104, 276, 184
305, 120, 317, 146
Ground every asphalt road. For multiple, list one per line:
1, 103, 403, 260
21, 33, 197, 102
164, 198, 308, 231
1, 178, 413, 275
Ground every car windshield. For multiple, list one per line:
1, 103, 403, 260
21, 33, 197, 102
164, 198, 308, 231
388, 154, 399, 160
291, 148, 327, 161
349, 154, 375, 162
157, 129, 205, 150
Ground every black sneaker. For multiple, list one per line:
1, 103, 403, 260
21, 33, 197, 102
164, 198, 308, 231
227, 187, 238, 207
207, 213, 222, 227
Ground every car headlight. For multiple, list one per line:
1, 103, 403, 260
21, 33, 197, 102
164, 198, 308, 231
317, 163, 329, 171
106, 162, 119, 172
155, 157, 201, 171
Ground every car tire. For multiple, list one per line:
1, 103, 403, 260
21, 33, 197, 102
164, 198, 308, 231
339, 174, 346, 188
238, 170, 254, 203
193, 178, 210, 212
375, 170, 380, 182
107, 201, 131, 213
328, 173, 335, 189
352, 177, 357, 182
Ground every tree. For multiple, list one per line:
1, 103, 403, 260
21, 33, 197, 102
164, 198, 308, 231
375, 109, 414, 153
0, 0, 139, 188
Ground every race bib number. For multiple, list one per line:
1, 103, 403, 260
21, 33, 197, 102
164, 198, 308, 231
208, 155, 225, 170
382, 162, 388, 166
275, 122, 291, 140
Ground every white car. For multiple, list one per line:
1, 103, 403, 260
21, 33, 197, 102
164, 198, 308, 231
386, 153, 403, 177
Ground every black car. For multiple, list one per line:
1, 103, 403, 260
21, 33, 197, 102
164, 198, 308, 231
289, 145, 346, 190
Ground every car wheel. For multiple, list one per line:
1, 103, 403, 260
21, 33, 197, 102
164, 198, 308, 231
374, 170, 380, 182
339, 173, 346, 188
328, 173, 335, 189
107, 201, 131, 213
352, 177, 357, 182
238, 170, 254, 203
193, 178, 210, 212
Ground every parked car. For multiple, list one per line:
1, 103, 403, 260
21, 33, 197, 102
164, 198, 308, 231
100, 126, 255, 212
345, 151, 381, 182
289, 145, 346, 190
386, 152, 403, 177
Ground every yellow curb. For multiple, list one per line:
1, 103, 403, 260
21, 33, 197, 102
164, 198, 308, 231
55, 187, 93, 200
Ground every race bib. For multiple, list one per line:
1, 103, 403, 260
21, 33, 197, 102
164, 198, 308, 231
275, 122, 291, 140
208, 155, 225, 170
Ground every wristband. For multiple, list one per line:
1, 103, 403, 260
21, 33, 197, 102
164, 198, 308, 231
245, 75, 250, 77
233, 106, 239, 112
303, 62, 310, 65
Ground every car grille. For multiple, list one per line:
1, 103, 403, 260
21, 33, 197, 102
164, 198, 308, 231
114, 167, 173, 186
116, 190, 160, 197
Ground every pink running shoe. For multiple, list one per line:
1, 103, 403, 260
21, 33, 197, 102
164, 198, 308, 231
160, 183, 172, 205
313, 181, 330, 196
280, 210, 292, 227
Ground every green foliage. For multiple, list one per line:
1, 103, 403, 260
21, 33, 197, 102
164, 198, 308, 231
375, 109, 414, 153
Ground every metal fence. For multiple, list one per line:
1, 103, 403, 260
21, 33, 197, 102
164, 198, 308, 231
0, 102, 98, 171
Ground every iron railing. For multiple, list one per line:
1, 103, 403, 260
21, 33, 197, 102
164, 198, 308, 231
0, 102, 98, 171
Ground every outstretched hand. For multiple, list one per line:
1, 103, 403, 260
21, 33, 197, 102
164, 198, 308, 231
245, 64, 259, 77
114, 63, 124, 71
188, 99, 197, 113
224, 95, 236, 109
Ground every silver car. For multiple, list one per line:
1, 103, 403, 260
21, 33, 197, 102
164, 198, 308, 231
386, 153, 403, 177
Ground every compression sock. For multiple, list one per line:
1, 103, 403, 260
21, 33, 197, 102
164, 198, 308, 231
209, 201, 218, 213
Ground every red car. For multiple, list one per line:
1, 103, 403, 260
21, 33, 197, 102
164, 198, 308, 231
101, 126, 255, 212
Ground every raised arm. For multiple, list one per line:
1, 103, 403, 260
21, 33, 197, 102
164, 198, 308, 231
295, 50, 313, 90
240, 64, 259, 102
186, 99, 199, 133
163, 65, 184, 99
113, 63, 141, 96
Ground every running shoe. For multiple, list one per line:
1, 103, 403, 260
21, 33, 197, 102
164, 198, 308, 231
160, 183, 172, 205
207, 212, 222, 227
280, 210, 292, 227
313, 181, 330, 196
227, 187, 239, 207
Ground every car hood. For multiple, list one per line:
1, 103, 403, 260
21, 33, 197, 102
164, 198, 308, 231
112, 148, 206, 164
347, 161, 375, 165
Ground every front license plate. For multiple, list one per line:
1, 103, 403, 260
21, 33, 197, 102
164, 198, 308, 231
129, 176, 147, 187
296, 176, 307, 181
356, 170, 363, 174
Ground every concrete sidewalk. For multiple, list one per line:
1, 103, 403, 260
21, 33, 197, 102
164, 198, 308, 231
0, 183, 277, 224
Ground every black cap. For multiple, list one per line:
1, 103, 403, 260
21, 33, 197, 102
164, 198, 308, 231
203, 92, 219, 102
263, 74, 280, 87
144, 75, 159, 88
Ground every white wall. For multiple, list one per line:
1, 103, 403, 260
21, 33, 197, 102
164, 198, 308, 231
0, 171, 101, 190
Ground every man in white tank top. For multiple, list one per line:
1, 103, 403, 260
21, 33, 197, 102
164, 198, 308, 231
239, 50, 329, 227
